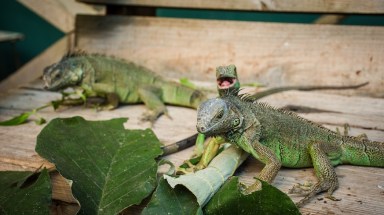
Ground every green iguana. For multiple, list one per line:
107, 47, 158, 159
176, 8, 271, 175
195, 93, 384, 206
43, 52, 207, 123
186, 65, 369, 171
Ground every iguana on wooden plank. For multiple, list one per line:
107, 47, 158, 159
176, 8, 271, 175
43, 52, 207, 123
42, 54, 368, 156
43, 53, 367, 123
195, 93, 384, 206
186, 65, 368, 170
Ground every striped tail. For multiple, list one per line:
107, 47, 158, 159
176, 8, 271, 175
341, 136, 384, 167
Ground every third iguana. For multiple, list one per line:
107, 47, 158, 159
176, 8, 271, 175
196, 93, 384, 206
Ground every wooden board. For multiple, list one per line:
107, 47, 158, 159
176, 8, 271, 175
78, 0, 384, 14
17, 0, 104, 33
75, 15, 384, 98
0, 79, 383, 214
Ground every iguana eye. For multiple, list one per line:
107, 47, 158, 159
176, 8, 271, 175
233, 118, 240, 126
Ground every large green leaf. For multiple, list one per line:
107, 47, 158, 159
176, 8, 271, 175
0, 169, 51, 215
204, 177, 300, 215
35, 117, 163, 215
141, 177, 202, 215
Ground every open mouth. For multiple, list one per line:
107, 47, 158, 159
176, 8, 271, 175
217, 77, 237, 89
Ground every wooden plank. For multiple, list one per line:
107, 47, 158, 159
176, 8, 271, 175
0, 83, 383, 214
76, 15, 384, 97
78, 0, 384, 14
1, 86, 383, 171
0, 35, 71, 93
17, 0, 104, 33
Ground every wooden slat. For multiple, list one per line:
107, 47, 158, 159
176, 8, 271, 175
78, 0, 384, 14
76, 15, 384, 97
17, 0, 105, 33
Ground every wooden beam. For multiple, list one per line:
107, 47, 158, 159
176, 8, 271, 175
17, 0, 104, 33
75, 15, 384, 97
78, 0, 384, 14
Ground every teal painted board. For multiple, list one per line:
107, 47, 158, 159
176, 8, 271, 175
157, 8, 384, 26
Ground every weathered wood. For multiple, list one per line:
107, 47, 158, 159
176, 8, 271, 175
0, 82, 383, 214
76, 15, 384, 97
78, 0, 384, 14
17, 0, 104, 33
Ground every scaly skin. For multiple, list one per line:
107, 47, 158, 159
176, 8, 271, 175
43, 53, 206, 123
196, 94, 384, 206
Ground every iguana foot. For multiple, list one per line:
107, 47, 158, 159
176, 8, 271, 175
94, 103, 117, 111
288, 181, 313, 195
291, 180, 340, 207
177, 159, 207, 174
243, 179, 262, 194
140, 111, 162, 125
355, 133, 369, 141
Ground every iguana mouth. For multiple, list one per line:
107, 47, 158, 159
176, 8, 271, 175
217, 77, 237, 89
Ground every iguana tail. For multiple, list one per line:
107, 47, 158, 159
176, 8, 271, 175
340, 137, 384, 167
161, 81, 207, 109
251, 82, 369, 100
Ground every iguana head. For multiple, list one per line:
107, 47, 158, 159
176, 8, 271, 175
216, 65, 240, 96
43, 57, 84, 91
196, 96, 243, 137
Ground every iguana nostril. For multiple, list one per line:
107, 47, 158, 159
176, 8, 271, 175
199, 126, 205, 132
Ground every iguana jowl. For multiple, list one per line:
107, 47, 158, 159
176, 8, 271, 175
43, 53, 206, 122
196, 93, 384, 206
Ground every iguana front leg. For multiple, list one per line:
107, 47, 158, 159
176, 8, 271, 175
237, 136, 282, 193
179, 135, 225, 173
194, 136, 226, 170
137, 86, 169, 124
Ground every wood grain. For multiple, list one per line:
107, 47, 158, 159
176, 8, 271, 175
76, 15, 384, 97
78, 0, 384, 14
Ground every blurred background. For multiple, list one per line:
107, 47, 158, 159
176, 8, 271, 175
1, 0, 383, 82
